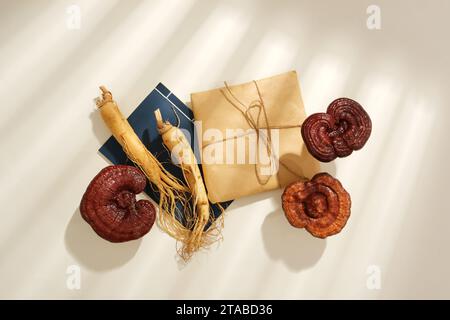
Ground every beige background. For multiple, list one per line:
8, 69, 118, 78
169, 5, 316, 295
1, 0, 449, 299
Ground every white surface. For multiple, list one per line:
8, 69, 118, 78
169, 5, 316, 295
1, 0, 449, 299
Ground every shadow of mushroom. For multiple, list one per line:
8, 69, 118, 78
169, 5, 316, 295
320, 160, 336, 177
261, 211, 326, 272
276, 149, 320, 187
64, 208, 142, 272
255, 148, 328, 271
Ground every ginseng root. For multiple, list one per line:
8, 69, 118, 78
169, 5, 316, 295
96, 87, 189, 242
154, 109, 223, 261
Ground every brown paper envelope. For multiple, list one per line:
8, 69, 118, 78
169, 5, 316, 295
191, 71, 320, 203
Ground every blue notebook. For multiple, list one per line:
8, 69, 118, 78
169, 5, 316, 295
99, 83, 232, 226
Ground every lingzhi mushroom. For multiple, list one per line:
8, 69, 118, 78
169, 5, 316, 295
301, 98, 372, 162
80, 165, 156, 242
281, 173, 351, 238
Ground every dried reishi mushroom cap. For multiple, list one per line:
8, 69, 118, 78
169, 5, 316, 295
80, 165, 156, 242
281, 173, 351, 238
301, 98, 372, 162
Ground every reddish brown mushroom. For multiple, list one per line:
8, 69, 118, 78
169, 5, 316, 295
80, 165, 156, 242
281, 173, 351, 238
301, 98, 372, 162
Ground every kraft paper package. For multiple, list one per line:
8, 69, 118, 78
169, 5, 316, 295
191, 71, 320, 203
